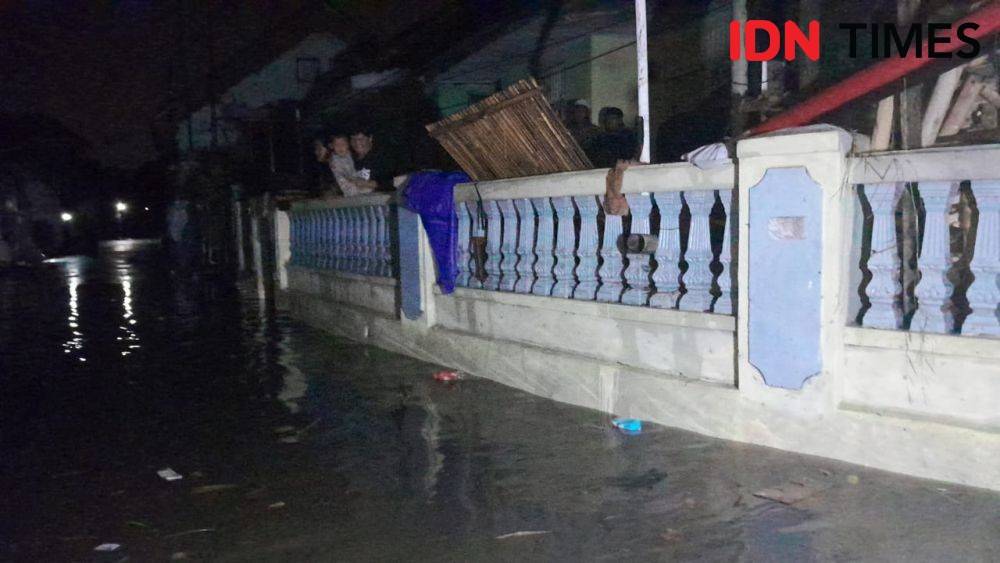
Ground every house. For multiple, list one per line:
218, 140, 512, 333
176, 33, 346, 155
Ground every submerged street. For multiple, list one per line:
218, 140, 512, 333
2, 242, 1000, 561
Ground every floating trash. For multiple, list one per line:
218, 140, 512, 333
157, 468, 183, 481
433, 370, 461, 382
611, 418, 642, 435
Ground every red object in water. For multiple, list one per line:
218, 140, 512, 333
433, 370, 460, 382
748, 3, 1000, 136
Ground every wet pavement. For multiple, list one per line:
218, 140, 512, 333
2, 241, 1000, 562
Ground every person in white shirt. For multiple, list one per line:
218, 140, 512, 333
327, 135, 373, 197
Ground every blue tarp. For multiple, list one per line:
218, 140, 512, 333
401, 171, 470, 294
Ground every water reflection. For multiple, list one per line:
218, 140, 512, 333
62, 259, 85, 362
118, 274, 140, 356
5, 241, 999, 562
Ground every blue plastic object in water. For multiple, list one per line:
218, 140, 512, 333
612, 418, 642, 434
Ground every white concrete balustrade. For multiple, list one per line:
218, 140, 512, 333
851, 146, 1000, 336
288, 195, 396, 278
452, 163, 737, 314
273, 134, 1000, 492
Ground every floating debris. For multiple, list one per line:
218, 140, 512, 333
268, 501, 286, 510
191, 484, 238, 495
157, 468, 183, 481
164, 528, 215, 539
495, 530, 550, 540
433, 370, 460, 382
754, 480, 830, 505
93, 543, 121, 552
611, 418, 642, 435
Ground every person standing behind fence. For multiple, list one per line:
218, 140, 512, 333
328, 134, 374, 197
349, 127, 391, 192
585, 107, 638, 168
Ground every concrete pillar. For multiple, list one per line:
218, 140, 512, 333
736, 128, 854, 412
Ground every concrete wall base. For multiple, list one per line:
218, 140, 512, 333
283, 288, 1000, 492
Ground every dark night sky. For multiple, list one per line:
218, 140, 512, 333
0, 1, 593, 170
0, 1, 351, 169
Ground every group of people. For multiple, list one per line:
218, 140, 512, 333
561, 102, 639, 168
313, 127, 391, 197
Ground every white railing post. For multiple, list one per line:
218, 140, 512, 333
911, 182, 958, 333
455, 202, 472, 287
466, 201, 485, 289
322, 209, 334, 269
334, 207, 346, 271
551, 196, 578, 298
650, 191, 683, 309
498, 199, 520, 291
714, 189, 735, 314
574, 195, 601, 300
596, 201, 625, 303
622, 192, 654, 305
484, 200, 503, 290
514, 199, 537, 294
531, 197, 556, 296
678, 191, 714, 312
965, 180, 1000, 336
863, 183, 905, 329
374, 205, 389, 277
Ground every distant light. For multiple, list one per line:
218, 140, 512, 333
115, 201, 128, 212
144, 206, 150, 211
60, 212, 74, 222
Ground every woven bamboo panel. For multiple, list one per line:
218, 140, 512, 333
426, 78, 593, 181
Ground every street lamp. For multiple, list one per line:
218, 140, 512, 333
60, 212, 74, 223
115, 201, 128, 213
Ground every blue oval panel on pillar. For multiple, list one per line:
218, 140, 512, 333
749, 167, 822, 389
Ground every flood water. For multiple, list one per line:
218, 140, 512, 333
2, 241, 999, 561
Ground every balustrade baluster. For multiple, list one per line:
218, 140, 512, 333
347, 207, 360, 273
964, 180, 1000, 336
467, 201, 485, 289
341, 207, 352, 272
376, 205, 391, 277
364, 206, 377, 275
372, 206, 382, 276
678, 191, 714, 312
573, 196, 600, 300
289, 213, 299, 266
498, 200, 520, 291
358, 205, 375, 276
305, 210, 316, 267
456, 201, 472, 287
622, 193, 653, 306
862, 182, 905, 329
650, 192, 683, 309
551, 196, 578, 298
355, 206, 366, 274
911, 182, 958, 333
484, 200, 503, 290
596, 200, 624, 303
531, 197, 556, 296
514, 199, 537, 293
714, 189, 735, 314
333, 208, 345, 271
324, 209, 336, 269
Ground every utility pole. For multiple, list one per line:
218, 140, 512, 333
634, 0, 650, 163
730, 0, 748, 137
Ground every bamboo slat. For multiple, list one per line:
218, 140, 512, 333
426, 78, 593, 181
